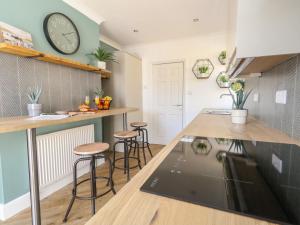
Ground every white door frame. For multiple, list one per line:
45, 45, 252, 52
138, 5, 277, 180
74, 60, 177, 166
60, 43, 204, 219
150, 59, 185, 144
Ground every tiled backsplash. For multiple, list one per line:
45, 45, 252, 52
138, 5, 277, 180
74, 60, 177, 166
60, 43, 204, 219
245, 55, 300, 138
0, 52, 101, 117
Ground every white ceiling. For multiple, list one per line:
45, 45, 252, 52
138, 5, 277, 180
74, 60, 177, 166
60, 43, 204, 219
64, 0, 229, 46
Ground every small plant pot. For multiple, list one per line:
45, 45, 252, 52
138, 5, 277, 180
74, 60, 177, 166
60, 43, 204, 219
97, 61, 106, 69
231, 109, 248, 124
27, 104, 42, 117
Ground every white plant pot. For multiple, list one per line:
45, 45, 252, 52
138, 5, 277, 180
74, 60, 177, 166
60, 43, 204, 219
231, 109, 248, 124
97, 61, 106, 69
27, 104, 42, 117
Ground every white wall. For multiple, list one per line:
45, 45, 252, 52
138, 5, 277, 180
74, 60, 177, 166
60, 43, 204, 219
125, 33, 232, 143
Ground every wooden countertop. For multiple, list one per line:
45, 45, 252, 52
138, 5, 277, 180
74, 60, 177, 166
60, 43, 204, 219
86, 113, 298, 225
0, 107, 137, 134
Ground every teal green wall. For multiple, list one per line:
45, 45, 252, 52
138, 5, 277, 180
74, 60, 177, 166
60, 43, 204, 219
0, 0, 103, 204
0, 159, 3, 203
0, 0, 100, 64
100, 41, 118, 52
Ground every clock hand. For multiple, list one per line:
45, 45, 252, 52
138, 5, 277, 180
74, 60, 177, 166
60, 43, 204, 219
63, 35, 72, 44
62, 32, 75, 36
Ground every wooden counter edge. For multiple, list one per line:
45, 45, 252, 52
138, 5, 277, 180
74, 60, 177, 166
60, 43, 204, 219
0, 107, 138, 134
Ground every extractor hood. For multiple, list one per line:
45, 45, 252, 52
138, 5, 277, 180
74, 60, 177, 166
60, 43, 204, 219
226, 0, 300, 78
227, 50, 296, 78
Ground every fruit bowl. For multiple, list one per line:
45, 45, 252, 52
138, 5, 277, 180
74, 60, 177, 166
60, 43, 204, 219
97, 96, 112, 110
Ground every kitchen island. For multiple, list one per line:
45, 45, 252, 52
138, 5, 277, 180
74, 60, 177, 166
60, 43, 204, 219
86, 113, 298, 225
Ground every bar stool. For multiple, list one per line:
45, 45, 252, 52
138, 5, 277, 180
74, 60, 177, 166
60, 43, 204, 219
130, 122, 153, 164
112, 130, 141, 181
63, 142, 116, 222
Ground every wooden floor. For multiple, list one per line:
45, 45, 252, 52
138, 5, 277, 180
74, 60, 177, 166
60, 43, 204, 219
1, 144, 164, 225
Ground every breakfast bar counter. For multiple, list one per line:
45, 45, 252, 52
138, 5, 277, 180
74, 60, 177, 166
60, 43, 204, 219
0, 107, 137, 134
0, 107, 138, 225
86, 113, 298, 225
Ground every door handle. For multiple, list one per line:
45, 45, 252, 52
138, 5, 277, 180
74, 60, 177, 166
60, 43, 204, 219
173, 104, 183, 107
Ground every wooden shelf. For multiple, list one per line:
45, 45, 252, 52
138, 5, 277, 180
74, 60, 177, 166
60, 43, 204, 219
0, 43, 112, 79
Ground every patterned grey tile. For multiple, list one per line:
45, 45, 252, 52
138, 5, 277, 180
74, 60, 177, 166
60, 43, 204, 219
17, 57, 36, 115
245, 77, 260, 118
48, 65, 62, 112
35, 60, 50, 113
293, 55, 300, 138
247, 55, 299, 139
278, 57, 297, 136
0, 52, 103, 117
0, 53, 21, 117
257, 71, 277, 128
94, 73, 102, 88
80, 71, 89, 98
88, 73, 96, 97
70, 69, 82, 109
60, 67, 72, 111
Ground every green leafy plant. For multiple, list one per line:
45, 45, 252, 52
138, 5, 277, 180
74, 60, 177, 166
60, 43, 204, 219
219, 74, 229, 83
27, 86, 42, 104
219, 51, 226, 60
89, 47, 118, 63
94, 87, 104, 97
229, 80, 252, 109
197, 142, 207, 149
218, 51, 227, 65
198, 66, 209, 74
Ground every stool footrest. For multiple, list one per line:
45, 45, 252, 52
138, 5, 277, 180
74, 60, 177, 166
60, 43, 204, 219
113, 157, 141, 170
73, 176, 112, 200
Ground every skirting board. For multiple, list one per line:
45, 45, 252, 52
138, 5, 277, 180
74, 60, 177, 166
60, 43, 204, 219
0, 159, 104, 221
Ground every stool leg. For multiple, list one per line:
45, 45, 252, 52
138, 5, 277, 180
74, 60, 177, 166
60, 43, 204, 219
63, 158, 82, 222
128, 138, 133, 155
143, 128, 153, 157
123, 142, 127, 174
112, 142, 118, 173
135, 139, 142, 169
106, 156, 116, 194
124, 140, 130, 181
134, 129, 141, 156
141, 129, 147, 165
90, 156, 96, 215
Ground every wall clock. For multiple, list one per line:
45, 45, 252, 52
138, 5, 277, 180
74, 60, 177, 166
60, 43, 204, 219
43, 12, 80, 55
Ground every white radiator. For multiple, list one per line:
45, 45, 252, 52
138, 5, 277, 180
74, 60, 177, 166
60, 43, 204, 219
36, 125, 95, 188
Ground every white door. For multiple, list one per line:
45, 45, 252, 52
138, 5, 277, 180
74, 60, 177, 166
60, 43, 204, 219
152, 62, 184, 144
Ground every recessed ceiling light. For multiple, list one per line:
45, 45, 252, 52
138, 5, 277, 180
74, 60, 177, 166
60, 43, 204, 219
133, 29, 139, 33
193, 18, 199, 22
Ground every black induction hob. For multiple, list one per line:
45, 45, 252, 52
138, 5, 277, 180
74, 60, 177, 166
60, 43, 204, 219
141, 136, 300, 225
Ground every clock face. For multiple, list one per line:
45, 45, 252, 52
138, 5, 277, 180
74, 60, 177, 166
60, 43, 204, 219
43, 13, 80, 55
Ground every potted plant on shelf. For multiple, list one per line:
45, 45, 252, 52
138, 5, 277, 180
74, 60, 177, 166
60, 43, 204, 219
218, 51, 227, 65
198, 65, 209, 75
216, 72, 230, 88
27, 86, 42, 117
229, 80, 252, 124
89, 47, 118, 69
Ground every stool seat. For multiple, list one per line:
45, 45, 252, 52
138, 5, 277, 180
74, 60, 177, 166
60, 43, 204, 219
130, 122, 147, 128
114, 130, 138, 139
74, 143, 109, 155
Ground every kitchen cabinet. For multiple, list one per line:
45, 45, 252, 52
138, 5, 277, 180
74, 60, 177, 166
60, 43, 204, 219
227, 0, 300, 78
